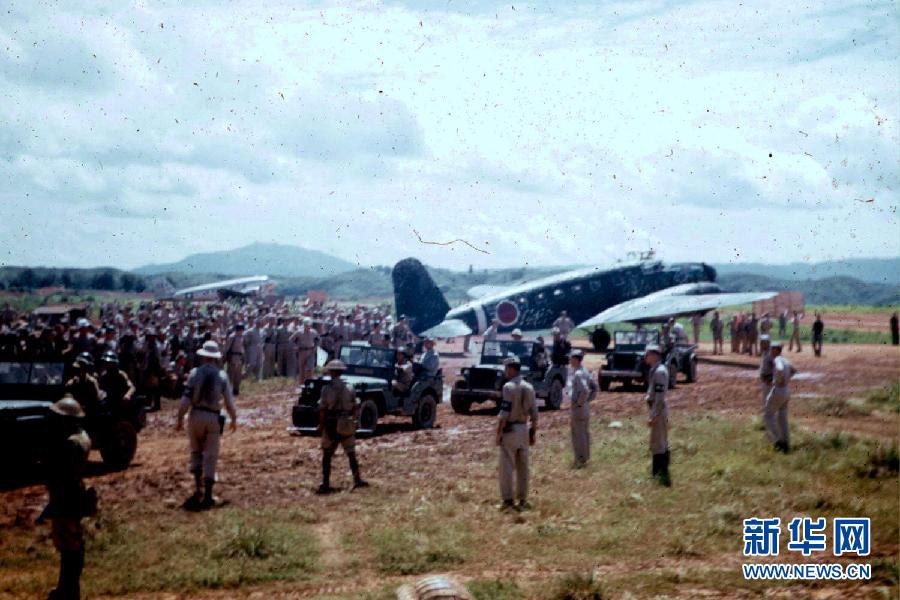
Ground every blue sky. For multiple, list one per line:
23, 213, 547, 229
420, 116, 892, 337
1, 0, 898, 271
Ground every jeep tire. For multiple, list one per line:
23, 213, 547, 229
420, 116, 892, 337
450, 394, 471, 415
545, 378, 563, 410
413, 393, 437, 429
358, 399, 379, 435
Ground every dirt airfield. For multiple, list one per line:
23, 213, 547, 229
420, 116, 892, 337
1, 334, 898, 599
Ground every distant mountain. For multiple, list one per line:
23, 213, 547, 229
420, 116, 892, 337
133, 242, 356, 278
718, 274, 899, 306
713, 258, 899, 285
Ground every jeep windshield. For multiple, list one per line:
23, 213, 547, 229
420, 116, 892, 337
481, 341, 534, 366
0, 362, 65, 385
613, 330, 659, 350
338, 345, 396, 369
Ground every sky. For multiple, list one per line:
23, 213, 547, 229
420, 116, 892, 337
1, 0, 898, 271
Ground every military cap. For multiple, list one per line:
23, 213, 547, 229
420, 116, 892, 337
503, 354, 521, 366
325, 359, 347, 372
570, 349, 585, 360
99, 350, 119, 364
511, 328, 523, 337
303, 317, 312, 325
645, 344, 662, 355
235, 322, 246, 330
50, 394, 86, 418
76, 318, 91, 328
551, 327, 561, 335
771, 341, 783, 349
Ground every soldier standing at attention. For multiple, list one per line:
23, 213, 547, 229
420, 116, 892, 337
243, 319, 263, 382
224, 323, 245, 396
710, 311, 724, 355
274, 318, 290, 377
294, 317, 319, 385
553, 311, 575, 338
728, 314, 739, 353
643, 345, 670, 487
262, 317, 276, 378
788, 311, 803, 352
175, 341, 238, 510
420, 337, 441, 377
764, 342, 796, 453
317, 360, 368, 494
690, 313, 703, 346
568, 349, 597, 468
778, 310, 788, 338
812, 313, 824, 357
496, 356, 538, 511
758, 335, 774, 410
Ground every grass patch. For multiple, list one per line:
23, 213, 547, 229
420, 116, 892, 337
468, 578, 524, 600
867, 382, 900, 413
369, 522, 471, 575
543, 572, 605, 600
809, 396, 872, 417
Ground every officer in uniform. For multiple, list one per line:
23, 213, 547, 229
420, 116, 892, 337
294, 317, 319, 385
274, 318, 292, 377
690, 313, 703, 345
317, 359, 368, 494
495, 355, 538, 511
243, 319, 263, 381
262, 317, 277, 378
510, 328, 524, 342
553, 311, 575, 338
42, 395, 94, 600
764, 342, 797, 453
758, 335, 774, 410
224, 323, 245, 396
392, 350, 413, 395
483, 318, 499, 342
643, 345, 670, 486
175, 341, 238, 510
420, 337, 440, 377
567, 349, 597, 468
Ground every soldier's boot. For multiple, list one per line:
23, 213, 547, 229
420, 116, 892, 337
316, 452, 335, 494
348, 452, 369, 489
651, 454, 661, 479
50, 549, 83, 600
659, 451, 672, 487
199, 478, 216, 510
182, 471, 203, 510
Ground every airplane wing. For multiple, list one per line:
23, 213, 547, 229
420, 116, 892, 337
420, 318, 473, 338
466, 285, 512, 300
577, 291, 778, 328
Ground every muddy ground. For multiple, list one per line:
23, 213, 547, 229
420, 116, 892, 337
1, 334, 898, 598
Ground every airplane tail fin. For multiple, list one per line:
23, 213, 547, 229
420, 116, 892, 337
392, 258, 451, 335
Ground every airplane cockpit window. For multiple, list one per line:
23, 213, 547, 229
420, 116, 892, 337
553, 289, 564, 297
589, 280, 603, 292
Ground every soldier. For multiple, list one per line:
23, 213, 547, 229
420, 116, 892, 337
764, 342, 796, 453
64, 354, 102, 415
758, 335, 774, 410
391, 315, 413, 349
812, 312, 824, 357
690, 313, 703, 345
643, 345, 670, 486
495, 355, 538, 511
330, 315, 351, 356
175, 341, 238, 510
710, 311, 724, 355
96, 351, 136, 408
140, 328, 164, 411
420, 337, 440, 377
294, 317, 319, 385
778, 310, 788, 338
274, 318, 292, 377
367, 320, 387, 347
567, 349, 597, 468
243, 319, 263, 381
510, 328, 524, 342
392, 350, 413, 396
262, 317, 277, 378
748, 313, 759, 356
788, 311, 803, 352
223, 323, 245, 396
553, 311, 575, 338
891, 312, 899, 346
483, 318, 499, 342
316, 359, 368, 494
759, 313, 773, 338
41, 395, 94, 600
550, 328, 571, 367
729, 314, 739, 353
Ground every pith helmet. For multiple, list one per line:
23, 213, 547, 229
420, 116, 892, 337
325, 359, 347, 372
645, 344, 662, 355
50, 394, 86, 418
503, 354, 521, 367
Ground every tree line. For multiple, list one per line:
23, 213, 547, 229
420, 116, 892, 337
0, 267, 149, 293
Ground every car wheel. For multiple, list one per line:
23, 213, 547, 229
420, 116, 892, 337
358, 399, 379, 434
599, 376, 610, 392
545, 378, 563, 410
414, 393, 437, 429
100, 420, 137, 471
686, 356, 698, 383
450, 394, 471, 415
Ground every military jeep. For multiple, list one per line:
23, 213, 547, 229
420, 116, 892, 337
450, 340, 566, 414
0, 359, 146, 472
599, 329, 698, 391
291, 343, 443, 435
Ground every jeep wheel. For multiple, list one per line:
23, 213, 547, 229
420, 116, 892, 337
100, 420, 137, 471
599, 376, 610, 392
686, 356, 698, 383
545, 378, 563, 410
358, 399, 379, 435
450, 395, 471, 415
414, 393, 437, 429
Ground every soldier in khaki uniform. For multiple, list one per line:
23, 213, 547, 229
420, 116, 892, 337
643, 345, 671, 486
764, 342, 797, 453
223, 323, 244, 396
41, 396, 94, 600
294, 317, 319, 385
495, 356, 538, 510
758, 335, 774, 410
567, 349, 597, 467
317, 359, 368, 494
175, 341, 238, 510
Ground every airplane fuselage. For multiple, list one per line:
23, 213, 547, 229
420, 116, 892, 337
446, 261, 717, 334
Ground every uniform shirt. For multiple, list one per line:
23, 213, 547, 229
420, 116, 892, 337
65, 373, 102, 409
179, 363, 237, 418
760, 318, 772, 334
498, 375, 538, 426
773, 355, 796, 389
274, 326, 291, 345
293, 327, 318, 350
759, 350, 774, 381
243, 327, 262, 352
319, 377, 357, 414
394, 362, 413, 389
568, 365, 597, 408
553, 316, 575, 335
645, 364, 668, 419
224, 332, 244, 357
98, 368, 135, 404
46, 429, 91, 518
483, 324, 498, 341
711, 317, 724, 336
420, 349, 440, 376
